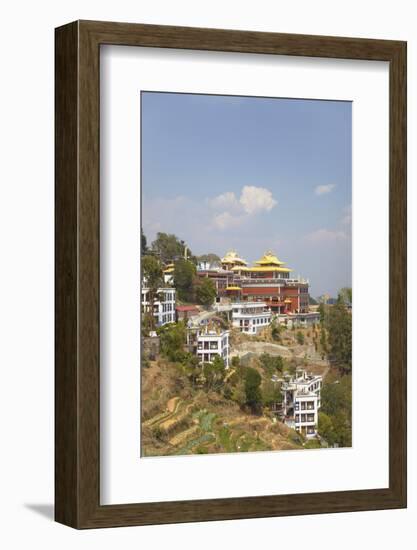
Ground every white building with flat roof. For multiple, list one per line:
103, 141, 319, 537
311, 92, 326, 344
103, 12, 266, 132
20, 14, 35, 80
141, 287, 176, 327
281, 370, 322, 438
197, 328, 230, 367
231, 302, 272, 335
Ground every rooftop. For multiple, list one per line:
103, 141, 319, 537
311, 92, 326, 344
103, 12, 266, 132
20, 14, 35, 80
198, 329, 230, 338
254, 251, 285, 267
176, 305, 199, 312
247, 266, 292, 273
221, 250, 248, 266
232, 301, 268, 308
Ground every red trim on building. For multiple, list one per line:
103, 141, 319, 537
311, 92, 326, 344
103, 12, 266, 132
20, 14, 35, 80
176, 306, 199, 312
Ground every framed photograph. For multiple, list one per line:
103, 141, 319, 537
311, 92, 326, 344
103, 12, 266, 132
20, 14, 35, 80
55, 20, 406, 528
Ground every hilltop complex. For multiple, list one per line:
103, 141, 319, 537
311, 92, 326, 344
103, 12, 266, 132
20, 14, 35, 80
141, 248, 318, 381
205, 250, 310, 314
142, 249, 315, 331
141, 248, 350, 450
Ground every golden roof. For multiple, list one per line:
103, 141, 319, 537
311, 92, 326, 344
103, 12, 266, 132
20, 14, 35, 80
231, 265, 249, 271
254, 251, 285, 266
221, 250, 248, 266
163, 263, 175, 273
247, 266, 292, 273
226, 286, 242, 291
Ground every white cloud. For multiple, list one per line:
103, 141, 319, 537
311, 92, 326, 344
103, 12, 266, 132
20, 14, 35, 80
207, 191, 240, 211
341, 204, 352, 226
239, 185, 277, 214
207, 185, 277, 230
314, 184, 336, 196
305, 228, 347, 243
212, 211, 245, 230
142, 195, 207, 242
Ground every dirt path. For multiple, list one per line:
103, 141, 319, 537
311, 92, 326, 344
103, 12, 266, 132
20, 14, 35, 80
231, 341, 293, 359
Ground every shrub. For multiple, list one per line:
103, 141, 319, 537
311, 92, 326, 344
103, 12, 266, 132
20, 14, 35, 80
304, 438, 321, 449
259, 353, 284, 377
296, 331, 305, 345
159, 322, 186, 360
195, 277, 216, 307
244, 367, 262, 414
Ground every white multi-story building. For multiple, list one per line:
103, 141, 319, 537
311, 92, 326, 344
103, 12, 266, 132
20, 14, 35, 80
141, 287, 176, 327
197, 328, 230, 367
231, 302, 272, 334
281, 370, 322, 438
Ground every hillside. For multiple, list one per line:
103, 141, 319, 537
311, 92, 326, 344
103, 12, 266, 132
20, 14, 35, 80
141, 356, 306, 456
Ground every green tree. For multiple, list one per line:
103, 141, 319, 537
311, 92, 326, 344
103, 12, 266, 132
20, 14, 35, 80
197, 253, 221, 265
320, 376, 352, 417
174, 259, 196, 301
320, 328, 328, 353
338, 287, 352, 306
261, 380, 282, 407
331, 411, 352, 447
270, 321, 283, 342
296, 331, 305, 345
142, 255, 163, 332
327, 295, 352, 374
318, 412, 336, 445
196, 277, 217, 307
151, 232, 190, 263
259, 353, 284, 377
203, 355, 226, 391
244, 367, 262, 414
318, 303, 326, 325
158, 322, 187, 361
320, 376, 352, 447
141, 228, 148, 255
177, 353, 202, 388
304, 438, 321, 449
231, 383, 246, 406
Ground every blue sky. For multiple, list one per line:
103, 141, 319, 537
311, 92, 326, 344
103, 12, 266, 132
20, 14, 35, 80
141, 92, 352, 298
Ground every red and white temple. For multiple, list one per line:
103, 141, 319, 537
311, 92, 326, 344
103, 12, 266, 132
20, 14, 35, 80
197, 249, 309, 314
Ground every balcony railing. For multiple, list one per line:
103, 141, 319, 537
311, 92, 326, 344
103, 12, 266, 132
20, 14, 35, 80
240, 277, 308, 286
232, 311, 272, 318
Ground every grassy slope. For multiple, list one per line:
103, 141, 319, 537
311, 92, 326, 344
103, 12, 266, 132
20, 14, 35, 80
141, 360, 304, 457
141, 324, 331, 457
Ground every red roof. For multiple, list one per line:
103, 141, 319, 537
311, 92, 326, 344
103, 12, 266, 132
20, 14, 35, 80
176, 305, 199, 312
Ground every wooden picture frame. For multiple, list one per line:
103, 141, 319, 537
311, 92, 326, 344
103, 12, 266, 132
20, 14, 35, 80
55, 20, 407, 529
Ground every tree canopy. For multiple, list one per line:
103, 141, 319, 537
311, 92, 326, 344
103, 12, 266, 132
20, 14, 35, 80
174, 259, 196, 302
259, 353, 284, 378
244, 367, 263, 414
296, 331, 305, 345
338, 287, 352, 306
158, 321, 187, 361
151, 232, 191, 264
141, 255, 163, 331
142, 254, 162, 285
327, 295, 352, 374
203, 355, 226, 391
197, 253, 221, 265
319, 375, 352, 447
195, 277, 217, 307
141, 229, 148, 255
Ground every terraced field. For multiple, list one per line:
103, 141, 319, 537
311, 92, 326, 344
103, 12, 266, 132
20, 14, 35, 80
141, 393, 304, 457
140, 326, 324, 457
